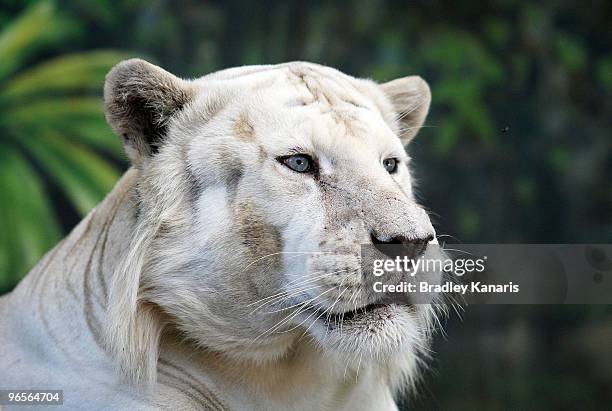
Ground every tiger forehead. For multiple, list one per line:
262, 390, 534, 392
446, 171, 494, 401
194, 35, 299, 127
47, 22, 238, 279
284, 67, 374, 138
285, 65, 371, 109
222, 64, 380, 140
233, 111, 255, 140
218, 63, 372, 109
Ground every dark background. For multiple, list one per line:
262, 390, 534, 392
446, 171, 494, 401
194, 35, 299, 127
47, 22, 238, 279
0, 1, 611, 409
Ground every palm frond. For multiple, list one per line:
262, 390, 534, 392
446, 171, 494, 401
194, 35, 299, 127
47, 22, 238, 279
0, 2, 127, 290
19, 131, 120, 216
0, 51, 134, 102
4, 97, 105, 125
0, 1, 75, 81
45, 120, 123, 156
0, 143, 61, 290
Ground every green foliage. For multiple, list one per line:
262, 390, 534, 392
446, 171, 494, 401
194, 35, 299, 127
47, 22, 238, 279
0, 0, 129, 291
0, 145, 59, 291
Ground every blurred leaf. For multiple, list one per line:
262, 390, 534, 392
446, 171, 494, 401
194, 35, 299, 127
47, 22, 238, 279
48, 120, 123, 156
483, 17, 511, 48
19, 132, 120, 215
434, 121, 460, 156
0, 143, 61, 289
3, 97, 104, 125
422, 29, 504, 82
515, 177, 536, 204
458, 207, 480, 237
0, 3, 126, 289
0, 50, 134, 101
596, 56, 612, 92
511, 54, 530, 86
433, 79, 496, 153
549, 146, 571, 171
555, 33, 587, 73
0, 1, 75, 80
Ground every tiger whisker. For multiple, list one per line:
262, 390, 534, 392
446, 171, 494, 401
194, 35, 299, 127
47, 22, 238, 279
263, 271, 349, 314
248, 271, 341, 313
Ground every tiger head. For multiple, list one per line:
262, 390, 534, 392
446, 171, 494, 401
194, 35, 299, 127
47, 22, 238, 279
103, 59, 439, 388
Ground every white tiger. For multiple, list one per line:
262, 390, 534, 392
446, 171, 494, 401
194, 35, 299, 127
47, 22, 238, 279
0, 59, 440, 410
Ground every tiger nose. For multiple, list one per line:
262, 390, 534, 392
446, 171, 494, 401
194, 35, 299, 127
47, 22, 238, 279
370, 232, 434, 260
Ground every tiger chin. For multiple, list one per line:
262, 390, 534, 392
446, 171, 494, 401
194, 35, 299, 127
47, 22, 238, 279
0, 59, 443, 410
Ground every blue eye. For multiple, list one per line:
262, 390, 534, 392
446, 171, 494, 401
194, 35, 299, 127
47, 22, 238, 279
383, 158, 398, 173
280, 154, 314, 173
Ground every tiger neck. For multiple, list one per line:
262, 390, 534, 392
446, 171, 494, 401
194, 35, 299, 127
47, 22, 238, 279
17, 168, 140, 355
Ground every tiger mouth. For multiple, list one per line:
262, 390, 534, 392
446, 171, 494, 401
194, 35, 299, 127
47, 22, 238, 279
303, 302, 395, 325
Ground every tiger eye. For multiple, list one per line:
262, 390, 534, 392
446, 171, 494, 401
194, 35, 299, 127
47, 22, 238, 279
382, 158, 398, 173
281, 154, 313, 173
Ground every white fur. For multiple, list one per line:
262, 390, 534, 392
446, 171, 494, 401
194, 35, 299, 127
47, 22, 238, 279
0, 61, 441, 410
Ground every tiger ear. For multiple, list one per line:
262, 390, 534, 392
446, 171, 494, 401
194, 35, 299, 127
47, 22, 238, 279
104, 58, 195, 167
380, 76, 431, 144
